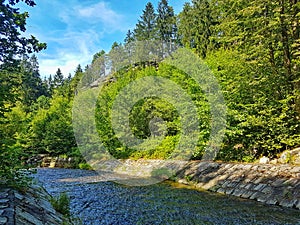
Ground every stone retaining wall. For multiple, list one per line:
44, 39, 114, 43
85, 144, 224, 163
0, 184, 65, 225
175, 161, 300, 209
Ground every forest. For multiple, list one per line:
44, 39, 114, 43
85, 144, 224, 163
1, 0, 299, 186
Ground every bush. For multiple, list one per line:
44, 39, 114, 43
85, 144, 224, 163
78, 163, 93, 170
50, 192, 70, 217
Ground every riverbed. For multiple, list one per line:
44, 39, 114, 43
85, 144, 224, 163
35, 168, 299, 225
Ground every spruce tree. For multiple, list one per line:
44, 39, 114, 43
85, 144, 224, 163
178, 0, 215, 58
157, 0, 177, 43
134, 2, 157, 41
54, 68, 64, 88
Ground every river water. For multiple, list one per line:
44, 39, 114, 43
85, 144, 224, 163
35, 168, 299, 225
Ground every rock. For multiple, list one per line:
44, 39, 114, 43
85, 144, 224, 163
0, 199, 8, 204
0, 205, 8, 209
270, 159, 278, 164
0, 184, 65, 225
279, 148, 300, 164
259, 156, 270, 164
279, 199, 298, 208
295, 200, 300, 209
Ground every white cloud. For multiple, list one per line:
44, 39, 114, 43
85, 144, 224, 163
78, 2, 122, 24
39, 53, 89, 77
62, 1, 126, 32
38, 30, 104, 77
26, 0, 130, 77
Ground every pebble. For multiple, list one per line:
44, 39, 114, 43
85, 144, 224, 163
0, 217, 7, 224
0, 199, 8, 204
0, 205, 8, 209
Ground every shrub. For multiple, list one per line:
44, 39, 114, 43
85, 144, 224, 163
50, 192, 70, 217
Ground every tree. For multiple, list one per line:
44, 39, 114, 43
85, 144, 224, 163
92, 50, 105, 64
134, 2, 157, 41
124, 30, 135, 64
178, 0, 215, 58
0, 0, 46, 63
109, 42, 126, 72
157, 0, 177, 43
204, 0, 300, 158
124, 30, 135, 45
53, 68, 64, 88
0, 0, 47, 186
28, 95, 77, 155
20, 55, 47, 106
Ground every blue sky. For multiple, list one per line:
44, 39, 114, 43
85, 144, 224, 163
20, 0, 189, 77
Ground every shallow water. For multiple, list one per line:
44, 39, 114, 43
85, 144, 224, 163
35, 168, 300, 225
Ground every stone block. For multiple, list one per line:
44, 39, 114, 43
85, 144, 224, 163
225, 188, 234, 195
249, 192, 260, 200
295, 200, 300, 209
0, 205, 8, 209
231, 188, 244, 197
265, 198, 278, 205
0, 193, 8, 199
279, 199, 298, 208
253, 183, 267, 191
261, 186, 273, 195
216, 188, 225, 194
244, 183, 253, 190
271, 179, 286, 187
240, 191, 253, 199
252, 177, 265, 184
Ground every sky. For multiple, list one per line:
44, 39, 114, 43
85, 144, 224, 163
20, 0, 189, 77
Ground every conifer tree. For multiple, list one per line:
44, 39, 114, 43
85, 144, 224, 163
134, 2, 157, 41
53, 68, 64, 88
178, 0, 215, 58
157, 0, 177, 43
124, 30, 135, 44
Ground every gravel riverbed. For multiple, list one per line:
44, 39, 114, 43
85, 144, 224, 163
35, 168, 300, 225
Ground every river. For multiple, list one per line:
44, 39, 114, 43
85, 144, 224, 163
35, 168, 299, 225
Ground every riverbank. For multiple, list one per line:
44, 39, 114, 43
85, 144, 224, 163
0, 184, 66, 225
174, 161, 300, 210
82, 158, 300, 210
26, 155, 300, 210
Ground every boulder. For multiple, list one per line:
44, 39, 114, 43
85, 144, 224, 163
259, 156, 270, 164
279, 148, 300, 165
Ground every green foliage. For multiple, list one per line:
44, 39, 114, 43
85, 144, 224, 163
178, 0, 215, 58
206, 49, 300, 161
28, 95, 77, 155
78, 163, 93, 170
0, 0, 46, 63
134, 2, 157, 41
157, 0, 177, 43
95, 64, 209, 159
0, 0, 47, 186
50, 192, 71, 217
